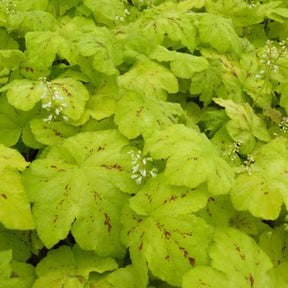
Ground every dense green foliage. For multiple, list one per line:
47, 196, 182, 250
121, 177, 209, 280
1, 0, 288, 287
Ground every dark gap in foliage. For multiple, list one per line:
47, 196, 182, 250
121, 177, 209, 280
27, 246, 49, 267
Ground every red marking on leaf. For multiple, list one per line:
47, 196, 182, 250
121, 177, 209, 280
249, 274, 254, 287
1, 194, 7, 199
206, 208, 212, 217
51, 165, 57, 168
208, 197, 215, 202
101, 164, 123, 171
25, 67, 34, 73
188, 257, 195, 266
234, 244, 241, 252
169, 195, 178, 201
53, 215, 58, 224
137, 218, 143, 223
65, 184, 70, 191
240, 253, 245, 260
97, 146, 105, 151
162, 199, 168, 205
136, 106, 144, 117
164, 230, 171, 240
11, 272, 19, 278
139, 242, 143, 251
181, 193, 187, 198
104, 213, 112, 233
179, 247, 188, 258
165, 255, 170, 260
145, 193, 152, 203
264, 192, 268, 195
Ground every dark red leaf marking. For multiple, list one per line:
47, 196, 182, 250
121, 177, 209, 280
165, 255, 170, 261
208, 197, 215, 202
188, 257, 195, 266
264, 192, 268, 195
249, 274, 254, 287
137, 218, 143, 223
138, 242, 143, 251
136, 106, 144, 117
25, 67, 34, 73
51, 165, 57, 168
97, 146, 105, 151
145, 193, 152, 203
104, 213, 112, 233
1, 194, 7, 199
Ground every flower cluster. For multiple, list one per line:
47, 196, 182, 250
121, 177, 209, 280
255, 38, 288, 80
114, 8, 130, 23
39, 77, 68, 123
243, 155, 255, 175
128, 150, 158, 184
279, 116, 288, 133
229, 140, 242, 161
2, 0, 16, 15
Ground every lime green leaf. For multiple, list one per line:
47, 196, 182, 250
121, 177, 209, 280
197, 13, 242, 55
190, 60, 222, 105
0, 250, 35, 288
24, 31, 64, 71
115, 91, 182, 139
0, 225, 43, 262
259, 226, 288, 267
144, 125, 234, 195
22, 131, 135, 253
0, 96, 21, 146
86, 76, 118, 121
117, 60, 178, 100
0, 50, 25, 70
0, 28, 19, 49
141, 3, 197, 52
8, 11, 58, 36
214, 98, 270, 154
149, 45, 178, 62
129, 174, 209, 217
269, 262, 288, 288
0, 144, 34, 230
170, 53, 209, 79
231, 137, 288, 220
30, 119, 79, 146
11, 0, 48, 11
196, 195, 235, 227
86, 265, 146, 288
121, 202, 213, 287
84, 0, 126, 27
33, 245, 118, 288
183, 266, 230, 288
258, 2, 288, 23
0, 79, 43, 111
209, 228, 273, 287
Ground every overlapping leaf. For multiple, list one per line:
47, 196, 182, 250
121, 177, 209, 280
121, 175, 213, 286
207, 228, 272, 287
214, 98, 270, 154
231, 137, 288, 220
144, 124, 234, 195
0, 144, 34, 230
0, 250, 35, 288
33, 245, 118, 288
0, 78, 89, 121
22, 130, 136, 255
117, 60, 178, 100
115, 90, 182, 139
197, 13, 242, 55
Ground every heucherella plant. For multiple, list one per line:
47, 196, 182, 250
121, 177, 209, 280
1, 0, 288, 287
